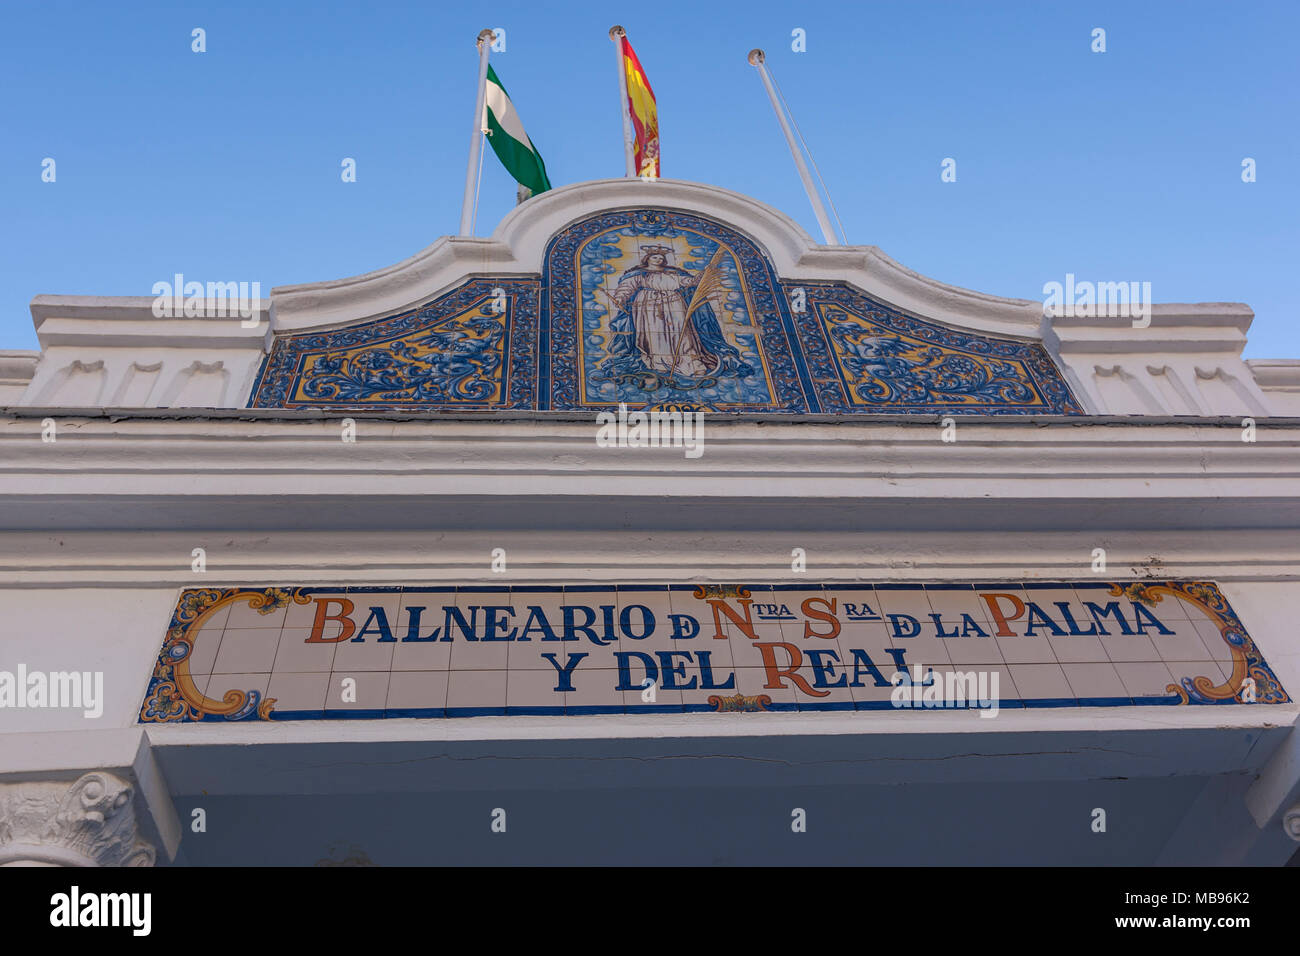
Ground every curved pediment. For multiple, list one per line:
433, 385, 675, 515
250, 181, 1082, 415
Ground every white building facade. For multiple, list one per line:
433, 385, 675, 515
1, 179, 1298, 866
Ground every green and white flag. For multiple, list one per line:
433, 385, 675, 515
483, 65, 552, 195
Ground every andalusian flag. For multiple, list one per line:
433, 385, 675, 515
618, 34, 659, 178
483, 65, 552, 195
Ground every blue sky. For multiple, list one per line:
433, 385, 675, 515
2, 0, 1296, 356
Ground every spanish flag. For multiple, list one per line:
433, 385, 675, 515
619, 33, 659, 178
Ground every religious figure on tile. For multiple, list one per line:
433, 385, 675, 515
603, 245, 752, 387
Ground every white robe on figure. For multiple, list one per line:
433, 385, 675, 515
611, 269, 711, 378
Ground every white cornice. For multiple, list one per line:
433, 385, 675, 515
0, 351, 38, 385
30, 295, 268, 350
1045, 303, 1256, 356
3, 528, 1300, 588
1250, 359, 1300, 390
268, 177, 1055, 339
267, 236, 517, 333
16, 180, 1266, 372
0, 417, 1297, 538
266, 178, 1256, 346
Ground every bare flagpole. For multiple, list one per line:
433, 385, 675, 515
459, 29, 496, 236
610, 25, 636, 177
747, 49, 839, 245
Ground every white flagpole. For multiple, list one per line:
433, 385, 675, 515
459, 29, 496, 236
747, 49, 839, 246
609, 25, 636, 177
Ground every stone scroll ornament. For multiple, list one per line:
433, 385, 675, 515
0, 772, 157, 867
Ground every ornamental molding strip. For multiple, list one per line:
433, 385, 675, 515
0, 771, 157, 866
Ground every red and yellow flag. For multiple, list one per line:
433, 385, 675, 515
619, 35, 659, 178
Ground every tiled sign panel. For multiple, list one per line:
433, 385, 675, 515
248, 209, 1082, 415
140, 581, 1288, 722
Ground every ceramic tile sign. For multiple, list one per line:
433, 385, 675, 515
139, 581, 1288, 723
248, 208, 1083, 415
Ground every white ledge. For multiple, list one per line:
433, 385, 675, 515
30, 295, 269, 349
1250, 359, 1300, 389
0, 351, 39, 384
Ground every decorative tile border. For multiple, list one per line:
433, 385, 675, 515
247, 209, 1083, 415
248, 279, 540, 410
792, 281, 1083, 415
139, 580, 1286, 723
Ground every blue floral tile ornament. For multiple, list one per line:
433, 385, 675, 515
249, 209, 1082, 415
792, 281, 1083, 415
249, 278, 540, 410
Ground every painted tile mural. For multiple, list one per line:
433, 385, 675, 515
248, 209, 1083, 414
794, 281, 1079, 413
546, 209, 802, 412
139, 581, 1287, 722
249, 278, 540, 410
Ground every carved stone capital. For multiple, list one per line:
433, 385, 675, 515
1284, 804, 1300, 843
0, 772, 156, 866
